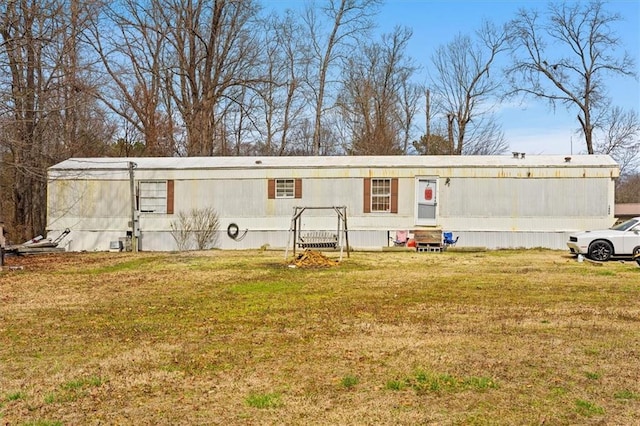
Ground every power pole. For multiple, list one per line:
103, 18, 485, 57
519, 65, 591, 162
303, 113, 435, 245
425, 89, 431, 142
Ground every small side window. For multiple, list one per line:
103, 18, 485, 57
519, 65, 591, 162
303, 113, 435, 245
138, 181, 168, 213
276, 179, 295, 198
268, 179, 302, 199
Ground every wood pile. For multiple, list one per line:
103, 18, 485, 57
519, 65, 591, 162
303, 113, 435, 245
291, 249, 339, 268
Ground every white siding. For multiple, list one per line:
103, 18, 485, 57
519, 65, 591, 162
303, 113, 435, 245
441, 177, 609, 218
47, 155, 619, 252
47, 179, 130, 231
452, 231, 574, 250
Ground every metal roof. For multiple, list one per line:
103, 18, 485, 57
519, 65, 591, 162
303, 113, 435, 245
49, 155, 618, 171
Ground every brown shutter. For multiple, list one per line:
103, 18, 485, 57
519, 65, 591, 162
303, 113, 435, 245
268, 179, 275, 199
363, 178, 371, 213
166, 180, 174, 214
294, 178, 302, 199
390, 178, 398, 214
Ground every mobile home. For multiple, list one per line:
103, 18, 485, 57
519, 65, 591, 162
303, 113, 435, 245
46, 155, 619, 252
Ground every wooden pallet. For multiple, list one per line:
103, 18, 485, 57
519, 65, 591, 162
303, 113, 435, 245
413, 229, 442, 252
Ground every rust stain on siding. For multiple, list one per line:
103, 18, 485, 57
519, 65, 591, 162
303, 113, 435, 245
266, 200, 276, 216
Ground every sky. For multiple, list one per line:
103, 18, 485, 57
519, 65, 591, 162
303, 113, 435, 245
270, 0, 640, 156
376, 0, 640, 155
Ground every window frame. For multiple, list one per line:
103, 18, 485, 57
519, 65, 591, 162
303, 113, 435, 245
137, 180, 173, 214
364, 177, 398, 214
371, 178, 392, 212
276, 178, 296, 199
268, 178, 302, 199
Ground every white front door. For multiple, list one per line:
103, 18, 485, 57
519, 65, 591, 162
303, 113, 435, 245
415, 177, 438, 226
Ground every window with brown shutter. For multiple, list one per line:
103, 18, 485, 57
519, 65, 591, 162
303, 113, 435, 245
364, 177, 398, 213
269, 178, 301, 199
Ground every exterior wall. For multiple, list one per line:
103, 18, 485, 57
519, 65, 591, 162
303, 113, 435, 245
46, 156, 619, 252
47, 180, 128, 230
438, 177, 614, 231
454, 231, 575, 250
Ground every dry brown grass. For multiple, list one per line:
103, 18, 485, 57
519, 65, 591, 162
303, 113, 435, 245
1, 249, 639, 425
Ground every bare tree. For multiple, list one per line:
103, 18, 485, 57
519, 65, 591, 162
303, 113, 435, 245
156, 0, 262, 156
285, 118, 316, 155
413, 89, 451, 155
222, 84, 256, 156
1, 0, 50, 240
338, 26, 420, 155
87, 0, 178, 157
595, 107, 640, 175
247, 11, 307, 156
430, 21, 509, 155
397, 77, 423, 155
506, 1, 636, 154
460, 116, 508, 155
0, 0, 109, 241
615, 173, 640, 203
302, 0, 381, 155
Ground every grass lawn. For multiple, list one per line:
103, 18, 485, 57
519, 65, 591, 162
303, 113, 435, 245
1, 249, 639, 425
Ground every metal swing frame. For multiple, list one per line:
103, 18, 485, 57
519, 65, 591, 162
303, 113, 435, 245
284, 206, 350, 261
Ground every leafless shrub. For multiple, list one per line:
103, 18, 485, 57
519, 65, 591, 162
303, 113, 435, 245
169, 211, 194, 251
190, 207, 220, 250
170, 207, 220, 251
